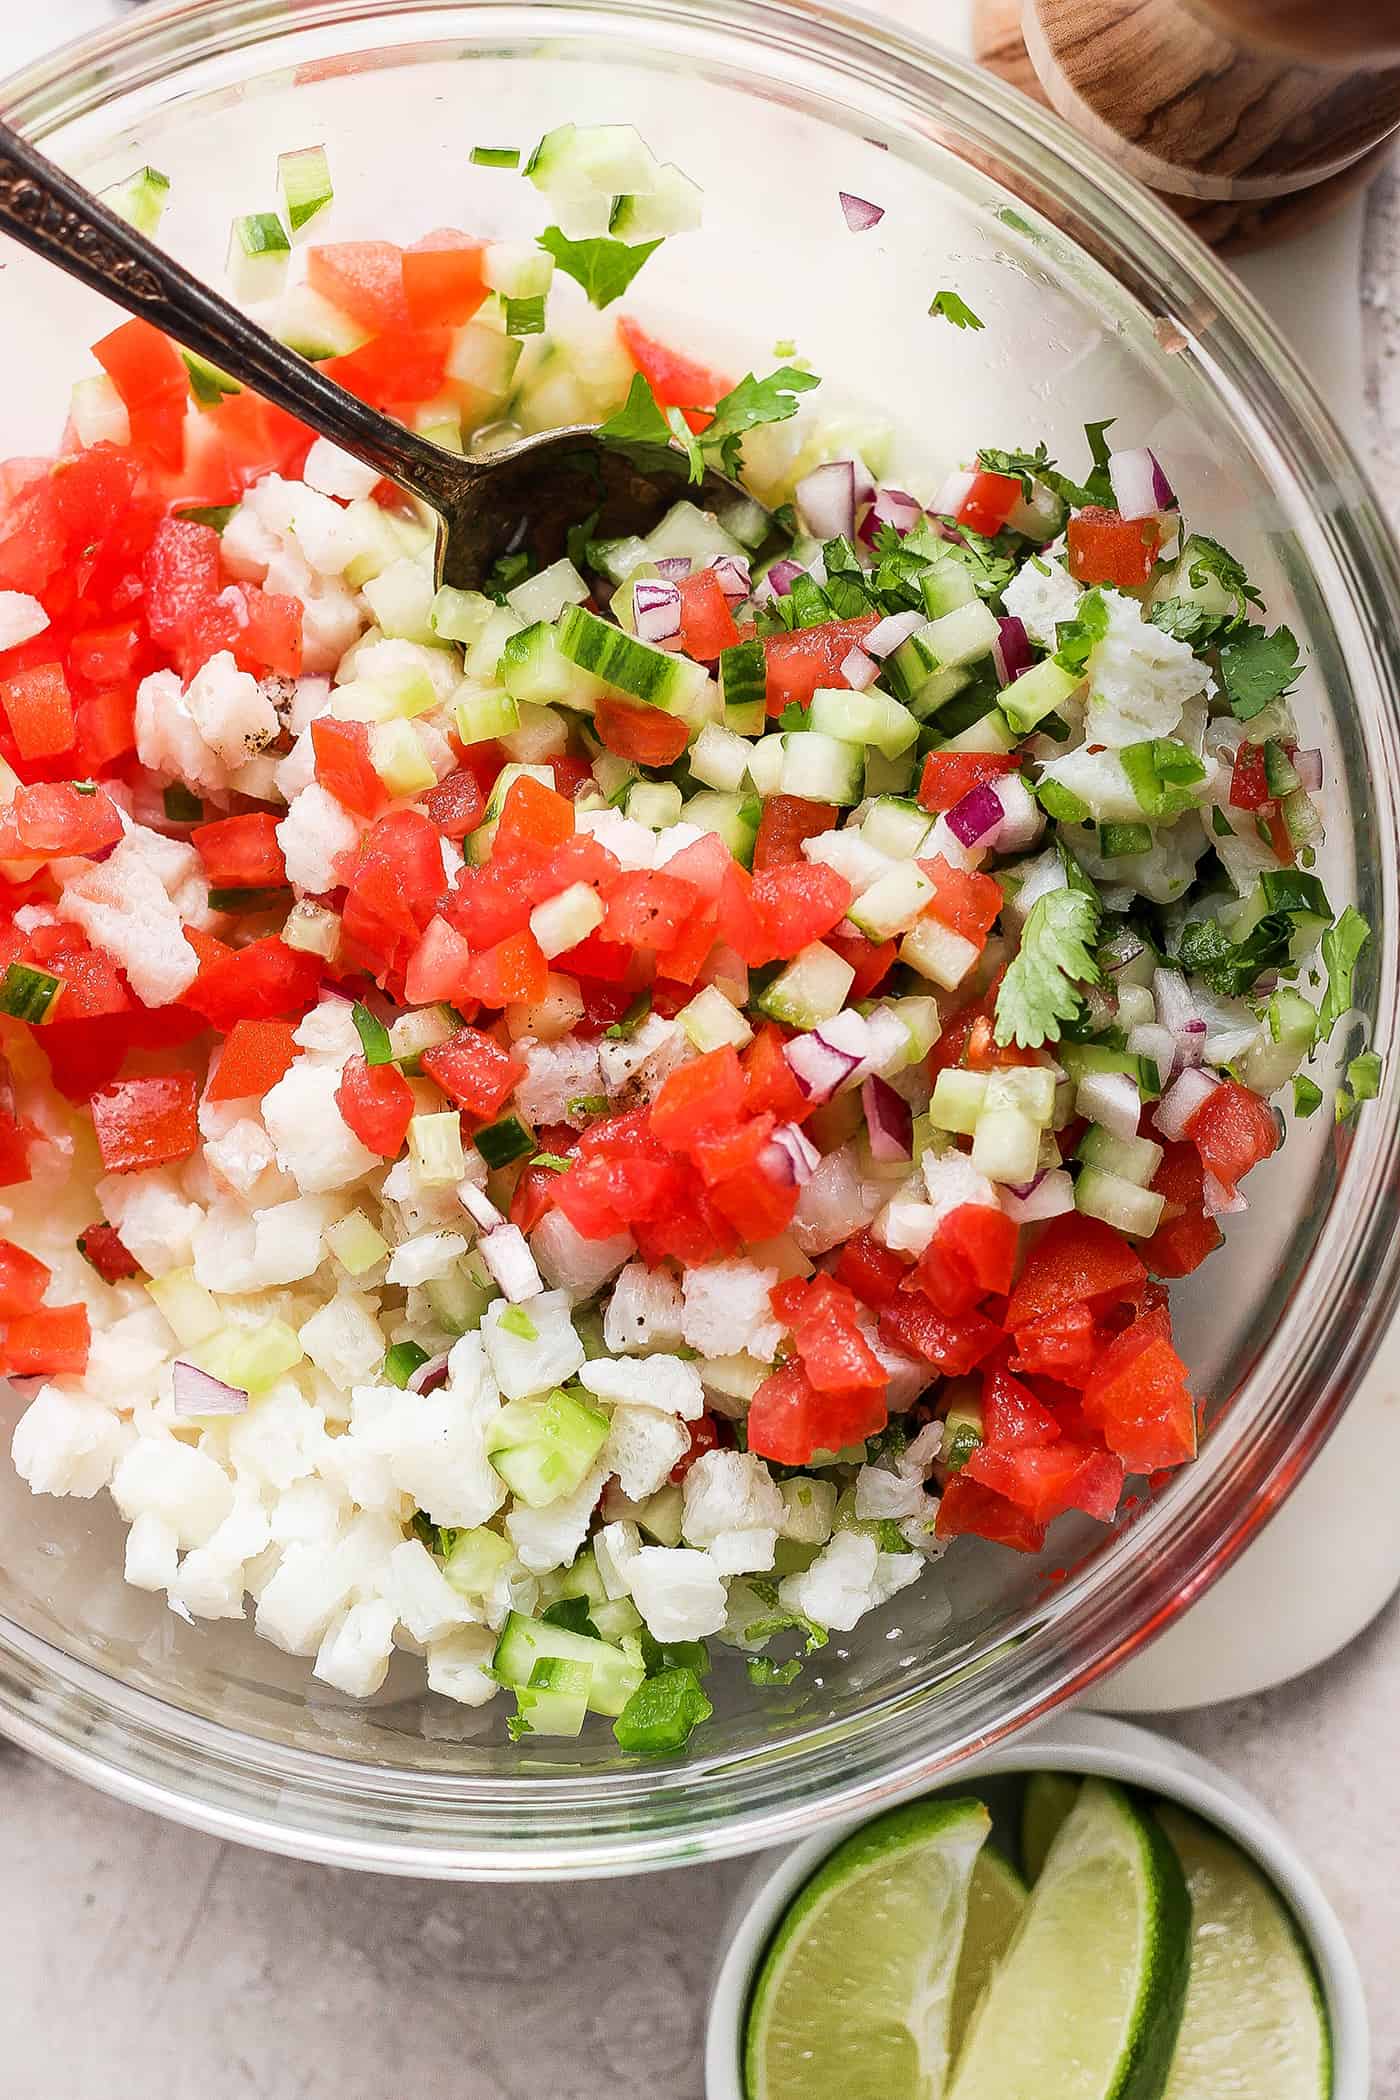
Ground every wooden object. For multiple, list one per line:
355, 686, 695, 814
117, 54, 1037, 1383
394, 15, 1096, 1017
973, 0, 1400, 250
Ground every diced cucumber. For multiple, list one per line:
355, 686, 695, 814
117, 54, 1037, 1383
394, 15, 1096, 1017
626, 780, 683, 828
101, 164, 171, 237
499, 621, 607, 711
988, 1066, 1058, 1126
556, 604, 708, 714
863, 749, 918, 798
361, 557, 440, 646
513, 1674, 589, 1739
506, 557, 591, 625
683, 789, 761, 866
226, 212, 291, 304
1060, 1041, 1162, 1098
905, 665, 974, 722
1076, 1123, 1163, 1189
847, 862, 935, 941
271, 282, 368, 360
324, 1210, 389, 1278
754, 941, 856, 1029
526, 121, 660, 200
483, 761, 555, 824
679, 984, 753, 1052
425, 1264, 497, 1335
1240, 986, 1317, 1094
442, 1526, 515, 1598
389, 1005, 460, 1067
746, 733, 787, 797
885, 994, 942, 1063
485, 1390, 610, 1508
591, 1597, 645, 1643
1000, 658, 1083, 735
409, 1111, 466, 1184
277, 144, 334, 236
637, 1482, 684, 1546
899, 914, 980, 990
690, 723, 753, 793
447, 320, 523, 402
643, 500, 746, 568
929, 1068, 988, 1135
779, 731, 865, 805
530, 881, 605, 958
971, 1102, 1040, 1184
464, 604, 527, 680
546, 1545, 608, 1609
1151, 533, 1242, 621
491, 1610, 645, 1719
482, 241, 556, 300
609, 161, 703, 240
808, 687, 919, 760
1075, 1164, 1166, 1237
369, 719, 437, 797
912, 601, 1000, 674
454, 684, 521, 744
146, 1267, 222, 1349
919, 559, 978, 619
859, 796, 934, 860
933, 706, 1019, 756
590, 536, 652, 586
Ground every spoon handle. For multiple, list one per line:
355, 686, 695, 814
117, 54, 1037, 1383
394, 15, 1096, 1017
0, 119, 469, 512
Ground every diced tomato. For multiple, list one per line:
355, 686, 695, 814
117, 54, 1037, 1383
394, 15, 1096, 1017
1265, 807, 1295, 866
74, 689, 138, 774
1009, 1302, 1104, 1389
954, 470, 1020, 537
920, 1204, 1018, 1306
552, 1151, 675, 1240
693, 1106, 780, 1190
593, 691, 691, 768
93, 318, 188, 469
142, 518, 222, 657
1, 663, 75, 761
322, 328, 452, 411
25, 924, 131, 1021
648, 1045, 746, 1149
746, 1362, 823, 1464
335, 1053, 414, 1157
819, 928, 894, 1005
1183, 1079, 1277, 1197
654, 830, 731, 902
981, 1366, 1061, 1448
193, 811, 286, 891
963, 1441, 1125, 1525
918, 749, 1021, 815
1004, 1213, 1147, 1332
617, 317, 730, 433
184, 935, 321, 1031
603, 869, 699, 953
306, 241, 410, 333
0, 1302, 90, 1377
90, 1072, 199, 1174
963, 1013, 1041, 1071
763, 614, 884, 717
741, 1023, 810, 1125
423, 767, 486, 841
670, 1412, 722, 1482
778, 1275, 886, 1397
77, 1220, 141, 1284
934, 1471, 1047, 1554
311, 717, 388, 822
208, 1017, 299, 1102
465, 928, 548, 1006
403, 230, 489, 328
833, 1229, 909, 1310
341, 810, 445, 982
493, 773, 574, 864
676, 569, 740, 660
0, 1237, 50, 1316
1142, 1140, 1224, 1279
1228, 742, 1271, 812
421, 1025, 523, 1119
633, 1189, 739, 1268
917, 855, 1004, 942
1066, 506, 1161, 590
404, 916, 475, 1006
878, 1295, 1003, 1375
234, 585, 303, 678
751, 795, 836, 872
559, 933, 636, 990
750, 862, 853, 958
0, 782, 123, 861
549, 753, 595, 803
69, 621, 144, 688
1082, 1306, 1198, 1473
512, 1160, 561, 1236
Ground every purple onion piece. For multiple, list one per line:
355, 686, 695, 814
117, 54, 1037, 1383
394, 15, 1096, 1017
407, 1351, 451, 1395
632, 578, 682, 643
841, 646, 880, 691
1007, 1170, 1046, 1201
996, 615, 1032, 684
783, 1031, 863, 1105
1001, 1170, 1076, 1225
709, 554, 751, 601
862, 1073, 913, 1161
766, 558, 806, 600
864, 609, 926, 660
1293, 748, 1323, 792
653, 555, 692, 581
795, 459, 857, 541
839, 191, 885, 232
858, 485, 923, 546
1149, 450, 1177, 511
763, 1121, 822, 1187
945, 781, 1005, 849
1108, 447, 1176, 522
173, 1361, 248, 1418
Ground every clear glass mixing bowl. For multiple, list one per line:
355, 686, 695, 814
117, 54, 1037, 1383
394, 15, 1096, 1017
1, 0, 1398, 1879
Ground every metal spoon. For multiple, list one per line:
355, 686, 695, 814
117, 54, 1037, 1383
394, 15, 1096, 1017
0, 120, 765, 589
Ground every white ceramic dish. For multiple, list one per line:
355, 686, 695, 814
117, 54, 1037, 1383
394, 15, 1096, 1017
705, 1710, 1367, 2100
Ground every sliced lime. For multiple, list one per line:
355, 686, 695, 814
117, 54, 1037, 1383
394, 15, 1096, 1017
744, 1795, 991, 2100
1156, 1805, 1332, 2100
947, 1778, 1191, 2100
1021, 1771, 1080, 1882
948, 1845, 1027, 2064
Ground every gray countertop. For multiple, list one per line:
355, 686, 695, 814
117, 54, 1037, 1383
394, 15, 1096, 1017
2, 11, 1399, 2096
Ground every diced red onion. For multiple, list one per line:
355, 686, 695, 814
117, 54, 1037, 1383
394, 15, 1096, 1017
993, 615, 1033, 687
457, 1181, 505, 1232
709, 553, 750, 600
173, 1361, 248, 1418
839, 191, 885, 232
653, 555, 692, 581
1076, 1068, 1144, 1142
864, 609, 926, 659
1202, 1170, 1247, 1218
480, 1222, 544, 1302
1001, 1168, 1076, 1224
407, 1351, 451, 1395
1293, 748, 1323, 792
633, 578, 682, 643
841, 646, 880, 691
862, 1073, 913, 1160
763, 1121, 822, 1186
990, 774, 1042, 853
858, 485, 923, 545
793, 1144, 876, 1254
946, 781, 1005, 849
1152, 1066, 1220, 1142
932, 468, 975, 519
762, 558, 806, 601
1100, 930, 1145, 976
1108, 447, 1176, 521
783, 1029, 865, 1105
795, 459, 857, 540
1126, 1022, 1177, 1076
1153, 965, 1201, 1038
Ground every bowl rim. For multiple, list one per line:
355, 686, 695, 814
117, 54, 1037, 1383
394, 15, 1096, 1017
703, 1710, 1370, 2100
0, 0, 1399, 1878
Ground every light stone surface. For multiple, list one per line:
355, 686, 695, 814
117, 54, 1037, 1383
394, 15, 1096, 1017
1, 6, 1398, 2095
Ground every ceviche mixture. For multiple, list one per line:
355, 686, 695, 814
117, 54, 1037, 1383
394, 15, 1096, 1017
0, 130, 1375, 1753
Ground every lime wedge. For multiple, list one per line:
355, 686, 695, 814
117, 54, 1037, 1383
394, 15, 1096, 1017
1021, 1771, 1080, 1882
947, 1778, 1191, 2100
948, 1845, 1027, 2063
744, 1796, 992, 2100
1156, 1805, 1332, 2100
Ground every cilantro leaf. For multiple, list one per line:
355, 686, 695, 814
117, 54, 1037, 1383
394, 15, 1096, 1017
540, 1595, 601, 1641
995, 886, 1101, 1047
1176, 912, 1292, 999
1316, 906, 1370, 1041
1078, 418, 1118, 508
1337, 1049, 1382, 1121
977, 442, 1052, 500
1149, 597, 1232, 647
536, 226, 661, 308
597, 369, 672, 448
1218, 624, 1302, 722
929, 289, 984, 330
604, 991, 652, 1041
1053, 588, 1110, 676
741, 1608, 829, 1688
702, 365, 821, 477
1182, 535, 1261, 620
639, 1632, 711, 1678
1292, 1074, 1324, 1118
612, 1665, 713, 1755
777, 702, 812, 731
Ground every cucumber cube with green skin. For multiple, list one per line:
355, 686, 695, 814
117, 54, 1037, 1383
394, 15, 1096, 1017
809, 687, 920, 760
100, 165, 170, 238
899, 914, 981, 991
1240, 986, 1318, 1093
859, 797, 936, 860
754, 941, 856, 1029
485, 1389, 610, 1508
491, 1609, 646, 1717
919, 560, 979, 619
904, 664, 974, 720
1076, 1124, 1163, 1189
556, 603, 709, 714
721, 640, 767, 737
1000, 657, 1083, 736
227, 212, 292, 303
779, 731, 866, 804
643, 500, 747, 567
930, 1068, 989, 1135
682, 791, 761, 866
848, 862, 936, 941
1076, 1164, 1166, 1237
1061, 1042, 1162, 1098
277, 145, 334, 235
499, 622, 607, 710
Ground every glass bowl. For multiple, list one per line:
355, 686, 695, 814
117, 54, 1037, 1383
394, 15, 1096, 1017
1, 0, 1398, 1880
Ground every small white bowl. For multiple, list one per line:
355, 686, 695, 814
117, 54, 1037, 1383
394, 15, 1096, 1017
705, 1711, 1367, 2100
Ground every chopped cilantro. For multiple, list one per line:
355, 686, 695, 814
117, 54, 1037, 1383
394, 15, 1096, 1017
640, 1632, 711, 1678
566, 1093, 608, 1119
498, 1304, 538, 1341
1053, 588, 1110, 675
351, 1000, 394, 1066
740, 1606, 829, 1688
994, 886, 1101, 1047
536, 226, 661, 308
777, 701, 812, 732
1292, 1074, 1324, 1118
1218, 624, 1302, 722
1337, 1050, 1382, 1121
977, 442, 1052, 500
484, 549, 535, 602
605, 992, 652, 1040
162, 783, 202, 824
702, 365, 821, 478
540, 1595, 601, 1640
929, 289, 984, 330
1316, 906, 1370, 1041
612, 1665, 713, 1754
530, 1152, 573, 1172
1149, 598, 1232, 647
1182, 535, 1261, 620
1176, 912, 1291, 999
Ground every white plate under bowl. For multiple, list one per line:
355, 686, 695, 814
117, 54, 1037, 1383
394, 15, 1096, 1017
705, 1710, 1367, 2100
